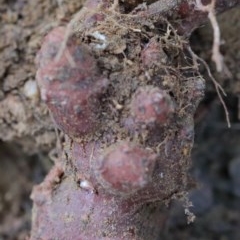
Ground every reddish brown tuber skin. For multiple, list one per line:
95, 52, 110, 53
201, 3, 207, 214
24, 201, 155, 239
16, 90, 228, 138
95, 142, 157, 195
30, 0, 213, 239
31, 172, 167, 240
36, 27, 108, 138
131, 86, 174, 125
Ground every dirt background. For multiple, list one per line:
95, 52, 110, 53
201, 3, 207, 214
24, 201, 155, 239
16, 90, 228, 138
0, 0, 240, 239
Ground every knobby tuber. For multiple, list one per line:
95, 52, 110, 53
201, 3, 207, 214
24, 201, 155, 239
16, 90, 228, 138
95, 141, 157, 195
30, 0, 237, 239
130, 86, 174, 125
36, 26, 109, 138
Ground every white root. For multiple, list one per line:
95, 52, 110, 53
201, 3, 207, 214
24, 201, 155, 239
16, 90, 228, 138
195, 0, 223, 72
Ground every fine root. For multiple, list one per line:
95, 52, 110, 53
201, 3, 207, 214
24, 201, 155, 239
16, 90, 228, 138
187, 45, 231, 128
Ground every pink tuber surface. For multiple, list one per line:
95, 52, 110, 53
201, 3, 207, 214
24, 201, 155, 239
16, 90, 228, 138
36, 26, 108, 138
30, 0, 238, 239
95, 141, 157, 195
130, 86, 174, 126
